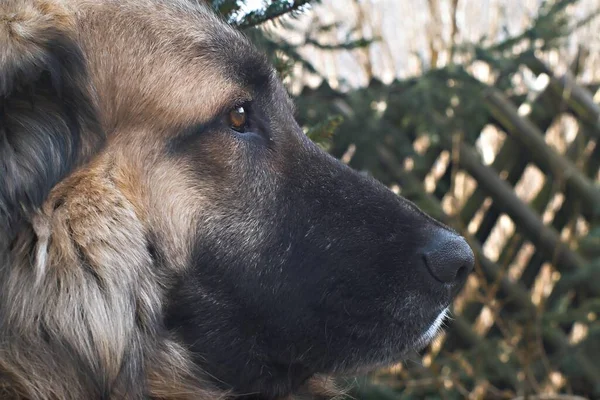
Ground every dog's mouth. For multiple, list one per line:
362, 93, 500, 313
388, 305, 451, 357
413, 307, 449, 350
327, 306, 451, 379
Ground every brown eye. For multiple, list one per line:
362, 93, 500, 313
228, 106, 247, 132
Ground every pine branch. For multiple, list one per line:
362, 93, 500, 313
485, 0, 575, 53
304, 37, 375, 51
237, 0, 314, 29
210, 0, 241, 19
306, 115, 343, 148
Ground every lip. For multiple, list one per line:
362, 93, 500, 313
329, 307, 451, 377
388, 302, 449, 327
413, 307, 449, 349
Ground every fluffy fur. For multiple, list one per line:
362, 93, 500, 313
0, 1, 473, 399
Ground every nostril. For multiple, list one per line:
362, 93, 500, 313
455, 264, 469, 282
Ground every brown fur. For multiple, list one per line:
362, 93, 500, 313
0, 0, 343, 398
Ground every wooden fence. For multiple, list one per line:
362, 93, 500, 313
346, 55, 600, 399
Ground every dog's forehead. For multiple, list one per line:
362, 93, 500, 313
78, 0, 273, 130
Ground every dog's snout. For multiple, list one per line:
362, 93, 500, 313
422, 229, 475, 286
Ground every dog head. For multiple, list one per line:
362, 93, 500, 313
0, 1, 474, 398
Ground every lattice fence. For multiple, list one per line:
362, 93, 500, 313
343, 56, 600, 399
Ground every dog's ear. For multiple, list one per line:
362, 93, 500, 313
0, 0, 104, 236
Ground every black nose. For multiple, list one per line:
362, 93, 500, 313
423, 229, 475, 285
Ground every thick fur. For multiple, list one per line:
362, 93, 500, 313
0, 0, 103, 239
0, 1, 472, 399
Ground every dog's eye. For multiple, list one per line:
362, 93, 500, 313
228, 106, 247, 132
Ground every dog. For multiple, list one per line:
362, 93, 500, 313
0, 0, 474, 398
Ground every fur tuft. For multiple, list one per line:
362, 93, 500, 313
0, 0, 104, 240
0, 0, 73, 95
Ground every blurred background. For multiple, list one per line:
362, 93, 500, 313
211, 1, 600, 398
